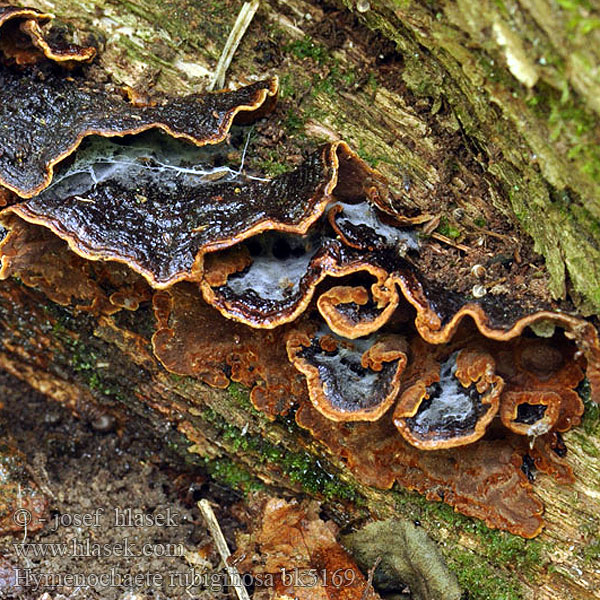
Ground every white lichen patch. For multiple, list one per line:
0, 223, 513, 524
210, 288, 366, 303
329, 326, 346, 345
174, 59, 212, 80
493, 20, 539, 88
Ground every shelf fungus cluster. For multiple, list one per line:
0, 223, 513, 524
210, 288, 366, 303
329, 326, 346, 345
0, 4, 599, 538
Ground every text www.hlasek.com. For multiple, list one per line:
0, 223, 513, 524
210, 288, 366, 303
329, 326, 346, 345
13, 538, 184, 559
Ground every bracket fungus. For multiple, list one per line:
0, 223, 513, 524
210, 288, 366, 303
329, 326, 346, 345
0, 6, 276, 199
295, 399, 548, 537
499, 390, 562, 437
0, 13, 277, 199
316, 281, 401, 339
393, 346, 504, 449
0, 214, 151, 314
0, 5, 95, 66
286, 322, 408, 421
328, 199, 419, 254
152, 284, 305, 418
496, 338, 585, 435
0, 2, 599, 538
0, 68, 278, 199
201, 232, 407, 331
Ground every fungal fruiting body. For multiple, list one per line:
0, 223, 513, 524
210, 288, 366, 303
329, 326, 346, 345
0, 5, 96, 66
393, 346, 504, 450
0, 3, 598, 538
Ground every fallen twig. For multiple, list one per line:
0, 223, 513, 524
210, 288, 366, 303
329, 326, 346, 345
198, 499, 251, 600
360, 555, 382, 600
209, 1, 260, 91
431, 231, 471, 252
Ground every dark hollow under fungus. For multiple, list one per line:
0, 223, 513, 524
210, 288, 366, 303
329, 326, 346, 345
0, 2, 599, 539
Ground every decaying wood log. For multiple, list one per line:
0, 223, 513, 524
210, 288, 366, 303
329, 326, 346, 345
1, 1, 600, 599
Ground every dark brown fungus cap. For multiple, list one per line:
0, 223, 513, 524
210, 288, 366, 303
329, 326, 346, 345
1, 133, 339, 289
393, 272, 600, 403
202, 245, 253, 288
328, 200, 419, 254
286, 322, 408, 422
19, 18, 96, 64
0, 71, 278, 198
295, 401, 544, 537
151, 284, 306, 418
403, 275, 600, 357
0, 5, 52, 64
1, 124, 382, 292
393, 346, 503, 449
0, 6, 52, 26
199, 142, 410, 330
202, 232, 407, 330
0, 5, 95, 65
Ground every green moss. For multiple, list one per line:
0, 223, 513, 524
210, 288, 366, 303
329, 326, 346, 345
366, 71, 378, 93
582, 537, 600, 562
578, 378, 600, 436
554, 0, 600, 36
204, 457, 264, 493
47, 305, 131, 403
284, 35, 330, 65
476, 51, 520, 88
114, 0, 233, 55
310, 72, 335, 97
467, 523, 543, 570
258, 158, 289, 176
278, 449, 357, 501
284, 108, 307, 135
227, 382, 262, 416
582, 401, 600, 435
450, 550, 523, 600
54, 334, 125, 400
278, 74, 299, 100
356, 140, 397, 168
527, 80, 600, 185
278, 38, 366, 144
117, 36, 175, 69
256, 149, 290, 176
437, 217, 461, 239
394, 486, 543, 568
199, 403, 358, 501
396, 489, 533, 593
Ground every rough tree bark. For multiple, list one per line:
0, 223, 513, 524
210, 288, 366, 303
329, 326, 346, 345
3, 1, 600, 599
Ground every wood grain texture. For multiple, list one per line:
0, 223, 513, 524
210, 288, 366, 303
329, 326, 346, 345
2, 1, 600, 598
